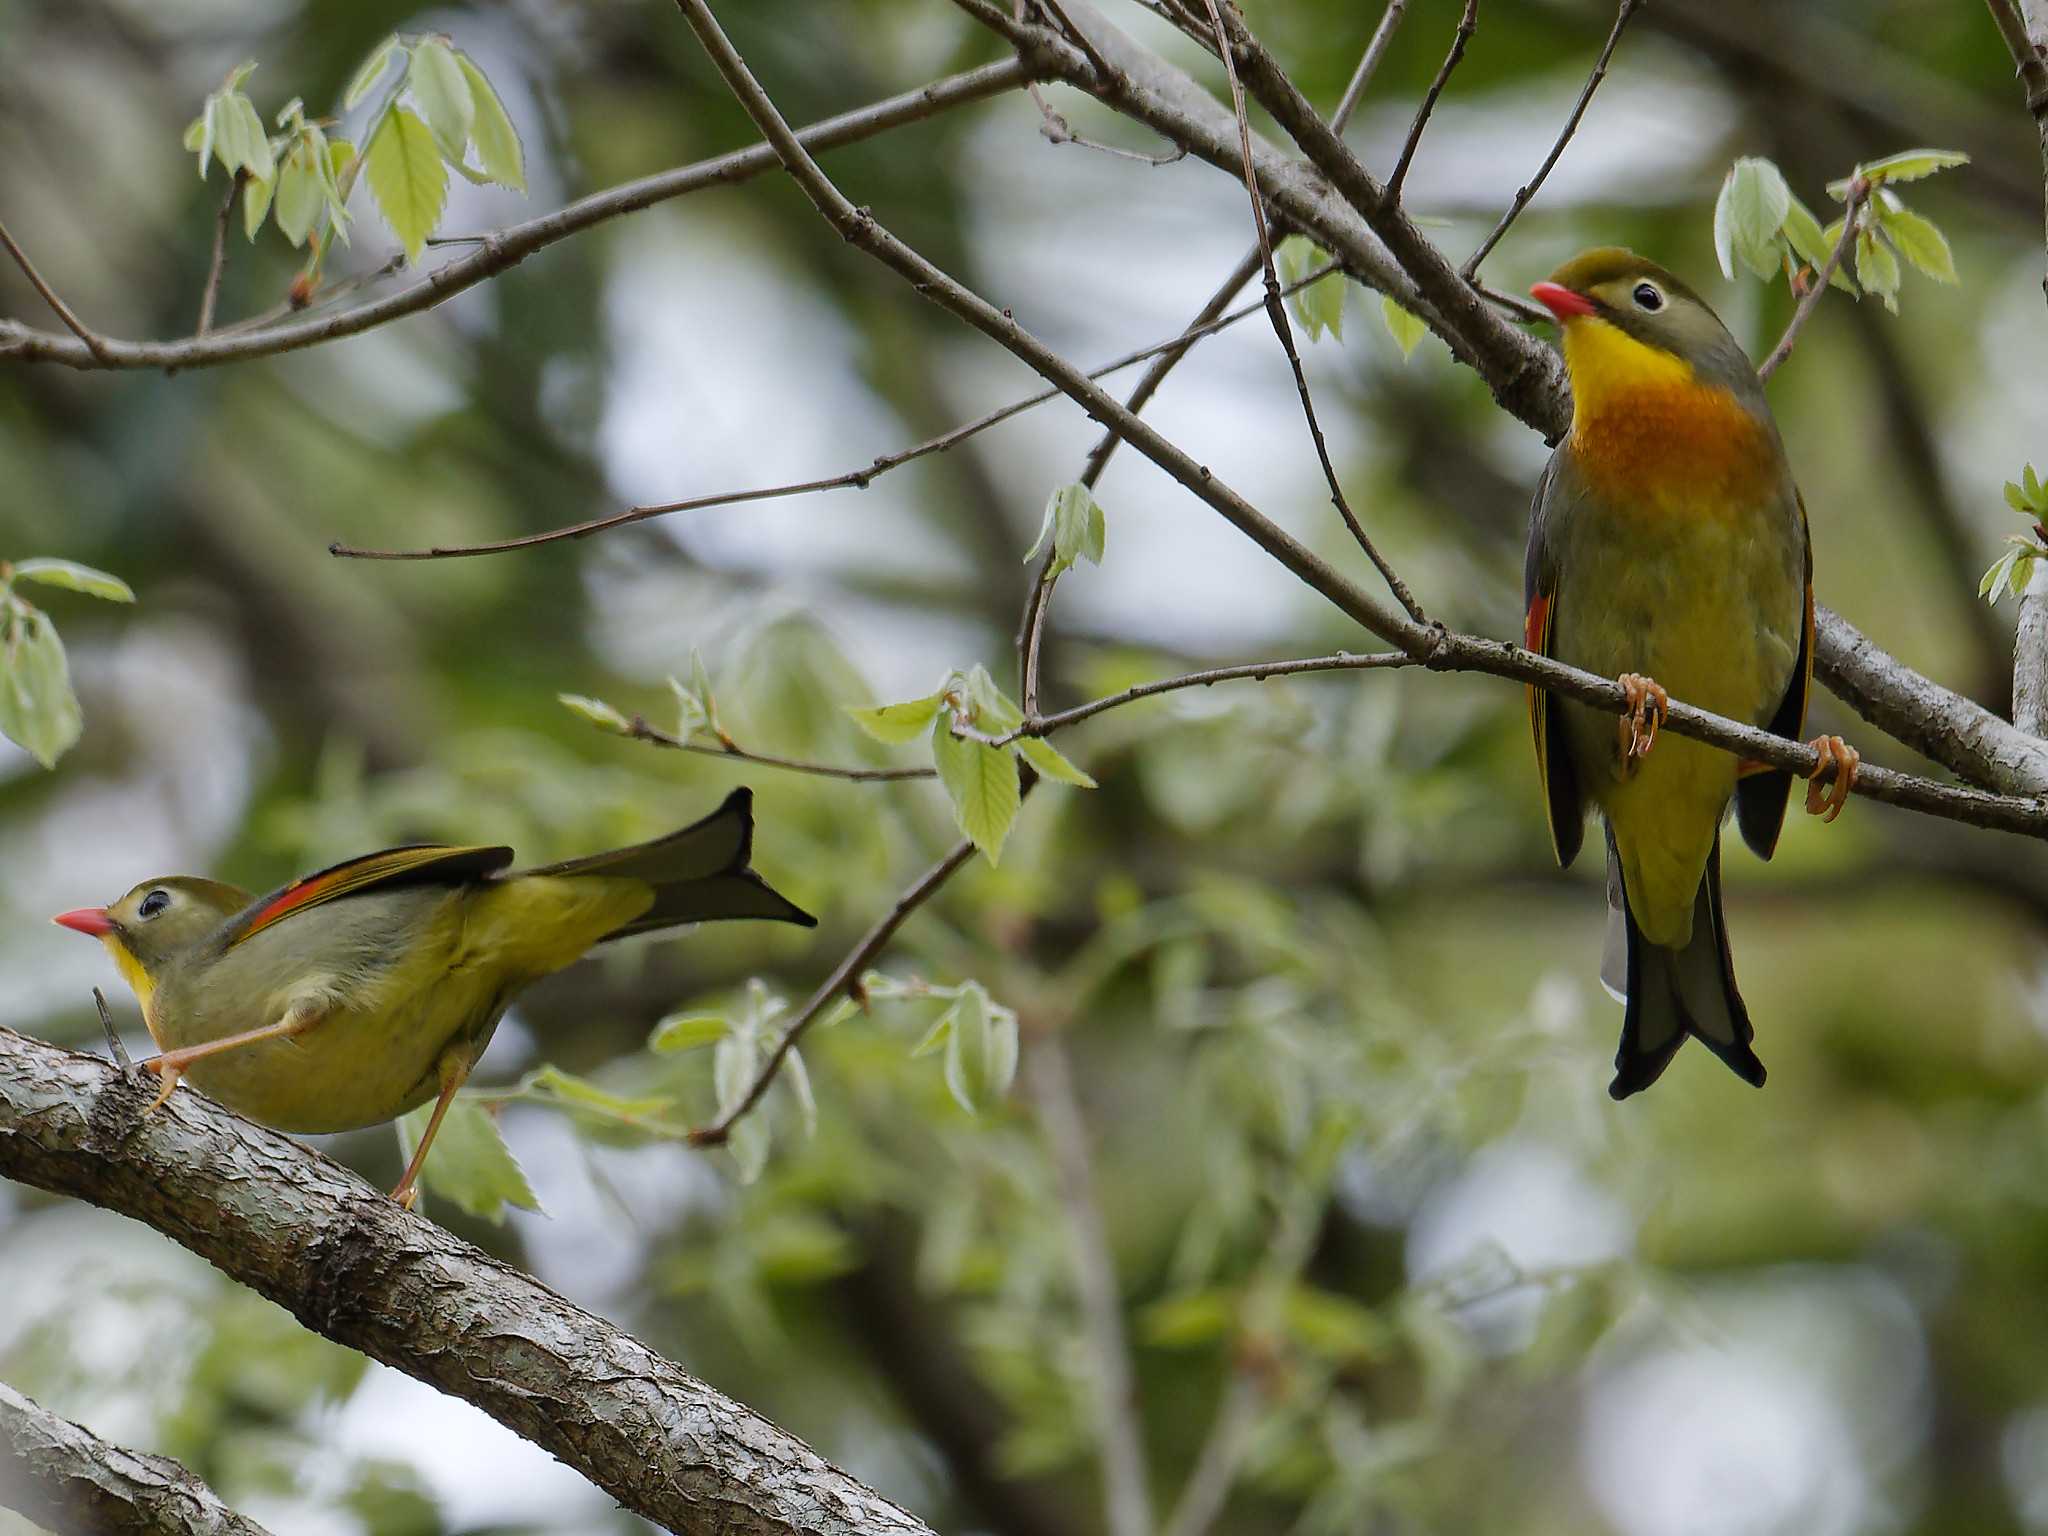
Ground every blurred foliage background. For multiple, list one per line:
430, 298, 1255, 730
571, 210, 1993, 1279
4, 0, 2048, 1532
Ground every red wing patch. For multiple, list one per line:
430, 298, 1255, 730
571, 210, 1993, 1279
226, 844, 512, 949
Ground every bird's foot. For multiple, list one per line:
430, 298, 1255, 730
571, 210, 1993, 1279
390, 1177, 422, 1212
140, 1055, 185, 1113
1804, 735, 1860, 822
1616, 673, 1668, 773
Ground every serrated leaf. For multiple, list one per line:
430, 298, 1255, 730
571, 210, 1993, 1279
651, 1012, 729, 1053
846, 693, 941, 744
0, 610, 81, 768
408, 40, 474, 164
522, 1065, 672, 1120
1851, 147, 1970, 187
932, 713, 1020, 863
364, 107, 446, 263
964, 664, 1024, 733
345, 35, 403, 110
1381, 295, 1427, 359
11, 560, 133, 602
227, 93, 275, 181
1715, 158, 1790, 281
1025, 483, 1106, 580
399, 1099, 541, 1222
242, 170, 274, 240
2027, 464, 2044, 506
457, 51, 525, 191
1016, 735, 1096, 787
940, 984, 1016, 1113
1855, 228, 1901, 313
273, 144, 324, 247
557, 692, 632, 733
1876, 204, 1955, 283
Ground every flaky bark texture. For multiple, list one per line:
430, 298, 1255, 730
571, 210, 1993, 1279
0, 1383, 273, 1536
0, 1028, 937, 1536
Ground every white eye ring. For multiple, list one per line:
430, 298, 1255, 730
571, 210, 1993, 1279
1631, 281, 1665, 312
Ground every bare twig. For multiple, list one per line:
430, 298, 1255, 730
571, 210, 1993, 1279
1756, 177, 1866, 381
1008, 650, 1414, 741
691, 836, 984, 1145
1198, 0, 1428, 623
624, 716, 937, 781
195, 172, 244, 337
92, 988, 132, 1070
0, 1382, 275, 1536
1386, 0, 1478, 201
1461, 0, 1640, 279
0, 61, 1033, 372
0, 218, 112, 361
331, 258, 1342, 561
1027, 1034, 1154, 1536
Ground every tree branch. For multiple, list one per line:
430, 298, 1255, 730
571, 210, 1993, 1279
1461, 0, 1640, 279
0, 1383, 274, 1536
0, 1029, 941, 1536
0, 219, 112, 362
1386, 0, 1478, 201
0, 60, 1031, 372
1755, 176, 1865, 382
194, 173, 244, 338
1027, 1035, 1153, 1536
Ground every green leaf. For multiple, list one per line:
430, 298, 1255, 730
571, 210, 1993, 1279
557, 692, 632, 733
520, 1065, 672, 1121
273, 142, 324, 247
1017, 735, 1097, 788
964, 664, 1024, 733
932, 712, 1020, 863
1817, 217, 1860, 293
2027, 463, 2045, 508
408, 40, 474, 164
363, 107, 447, 263
1141, 1288, 1238, 1348
457, 51, 526, 191
845, 692, 942, 744
242, 170, 274, 241
712, 1028, 758, 1117
226, 93, 275, 181
183, 115, 206, 156
11, 560, 133, 602
1024, 483, 1106, 580
0, 610, 82, 768
651, 1012, 729, 1053
728, 1114, 771, 1184
2008, 479, 2030, 514
1876, 204, 1956, 283
1714, 157, 1790, 281
1855, 228, 1901, 314
1981, 546, 2022, 603
1780, 193, 1830, 271
785, 1046, 818, 1140
399, 1099, 541, 1222
1277, 235, 1343, 341
940, 983, 1017, 1113
1847, 147, 1970, 189
345, 35, 403, 110
1381, 295, 1427, 359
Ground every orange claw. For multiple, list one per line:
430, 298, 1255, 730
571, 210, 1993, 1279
1617, 673, 1669, 769
141, 1057, 184, 1113
1804, 734, 1860, 823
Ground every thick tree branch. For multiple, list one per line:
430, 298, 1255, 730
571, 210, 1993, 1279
0, 1029, 940, 1536
0, 60, 1030, 371
0, 1383, 273, 1536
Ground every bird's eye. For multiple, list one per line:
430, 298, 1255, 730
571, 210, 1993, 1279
137, 889, 170, 920
1631, 282, 1664, 312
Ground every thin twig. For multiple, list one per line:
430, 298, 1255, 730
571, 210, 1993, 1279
331, 258, 1342, 561
1008, 650, 1413, 741
1027, 1034, 1154, 1536
1199, 0, 1428, 623
1386, 0, 1478, 201
0, 218, 112, 360
0, 60, 1033, 372
196, 171, 245, 336
690, 835, 984, 1145
1158, 1377, 1260, 1536
1755, 176, 1866, 381
1461, 0, 1640, 279
625, 715, 937, 781
92, 988, 132, 1070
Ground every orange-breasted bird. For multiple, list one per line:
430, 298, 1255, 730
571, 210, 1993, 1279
1524, 249, 1857, 1098
52, 788, 813, 1207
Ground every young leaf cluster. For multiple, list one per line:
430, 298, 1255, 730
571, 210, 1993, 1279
847, 664, 1096, 863
863, 971, 1021, 1115
1274, 237, 1427, 359
653, 979, 815, 1181
1713, 149, 1966, 314
0, 559, 133, 769
1983, 464, 2048, 606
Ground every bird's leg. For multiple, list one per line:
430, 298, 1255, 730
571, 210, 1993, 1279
390, 1049, 475, 1212
1803, 735, 1860, 823
141, 1000, 324, 1112
1616, 673, 1669, 773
